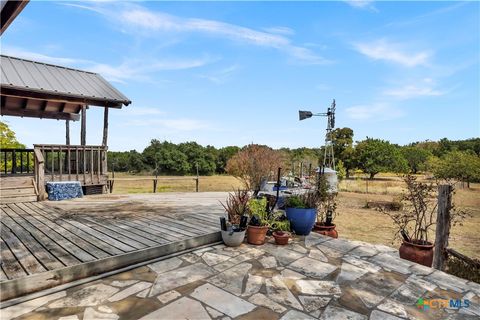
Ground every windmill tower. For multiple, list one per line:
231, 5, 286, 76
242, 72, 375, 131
323, 99, 336, 170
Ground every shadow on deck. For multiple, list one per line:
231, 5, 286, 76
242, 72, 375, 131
0, 192, 226, 301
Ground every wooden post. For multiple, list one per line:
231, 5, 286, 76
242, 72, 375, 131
196, 163, 199, 192
102, 106, 109, 146
65, 120, 70, 145
34, 148, 46, 200
153, 164, 158, 193
433, 184, 453, 270
81, 105, 87, 146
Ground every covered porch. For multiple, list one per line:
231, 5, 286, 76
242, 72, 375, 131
0, 54, 131, 200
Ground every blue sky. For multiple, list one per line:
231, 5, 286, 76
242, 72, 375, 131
1, 1, 479, 151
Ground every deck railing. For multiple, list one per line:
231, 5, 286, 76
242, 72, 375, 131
0, 148, 34, 175
34, 144, 108, 187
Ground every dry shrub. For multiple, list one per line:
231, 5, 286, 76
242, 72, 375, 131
226, 144, 284, 194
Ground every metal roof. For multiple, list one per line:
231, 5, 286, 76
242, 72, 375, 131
0, 55, 131, 107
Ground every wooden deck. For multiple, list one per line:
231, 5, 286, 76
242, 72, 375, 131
0, 192, 226, 301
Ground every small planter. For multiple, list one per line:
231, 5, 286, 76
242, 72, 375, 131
313, 223, 338, 238
247, 225, 269, 245
221, 229, 246, 247
285, 208, 316, 236
399, 240, 434, 267
272, 231, 290, 245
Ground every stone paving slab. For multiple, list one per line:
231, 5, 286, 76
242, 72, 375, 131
2, 232, 478, 320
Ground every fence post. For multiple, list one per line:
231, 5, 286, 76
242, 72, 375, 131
433, 184, 453, 270
196, 163, 199, 192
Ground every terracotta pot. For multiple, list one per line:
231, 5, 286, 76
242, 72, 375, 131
399, 240, 434, 267
313, 223, 338, 238
272, 231, 290, 245
247, 225, 269, 245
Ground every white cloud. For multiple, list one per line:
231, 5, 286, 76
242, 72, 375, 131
66, 2, 330, 65
346, 103, 404, 121
344, 0, 377, 11
87, 56, 214, 83
2, 45, 213, 83
1, 45, 90, 65
353, 39, 431, 67
121, 107, 165, 116
127, 118, 210, 131
384, 85, 445, 99
198, 64, 240, 84
262, 26, 295, 35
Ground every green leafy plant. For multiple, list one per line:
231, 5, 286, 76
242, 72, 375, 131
220, 189, 250, 225
269, 211, 291, 231
285, 190, 323, 209
248, 197, 269, 226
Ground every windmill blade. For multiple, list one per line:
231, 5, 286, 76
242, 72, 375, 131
331, 113, 335, 128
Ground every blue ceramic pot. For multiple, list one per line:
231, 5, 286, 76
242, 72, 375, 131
286, 208, 317, 235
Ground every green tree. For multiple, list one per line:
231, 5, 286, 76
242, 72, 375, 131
142, 140, 191, 174
331, 127, 354, 177
430, 150, 480, 187
127, 150, 146, 173
216, 146, 240, 173
178, 142, 216, 175
0, 121, 25, 148
355, 138, 408, 179
401, 146, 432, 174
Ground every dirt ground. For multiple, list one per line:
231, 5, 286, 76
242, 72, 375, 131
109, 173, 480, 259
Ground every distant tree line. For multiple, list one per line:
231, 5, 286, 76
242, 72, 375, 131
2, 120, 477, 185
106, 131, 480, 186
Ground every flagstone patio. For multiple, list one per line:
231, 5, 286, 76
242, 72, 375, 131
2, 233, 479, 320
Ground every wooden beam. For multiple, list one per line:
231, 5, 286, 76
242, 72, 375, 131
81, 105, 87, 146
0, 108, 80, 121
59, 102, 66, 112
0, 87, 125, 108
65, 120, 70, 145
102, 106, 109, 146
1, 0, 29, 35
22, 98, 28, 109
40, 99, 48, 111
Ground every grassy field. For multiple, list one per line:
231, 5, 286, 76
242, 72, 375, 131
109, 173, 480, 259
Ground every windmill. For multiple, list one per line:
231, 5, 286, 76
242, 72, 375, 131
298, 99, 337, 170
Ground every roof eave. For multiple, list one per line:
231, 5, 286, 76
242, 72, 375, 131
0, 85, 130, 108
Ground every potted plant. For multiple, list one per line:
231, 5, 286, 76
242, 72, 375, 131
270, 211, 291, 245
272, 230, 290, 245
313, 194, 339, 238
285, 192, 319, 236
246, 197, 270, 245
310, 174, 338, 238
220, 189, 249, 247
381, 175, 436, 267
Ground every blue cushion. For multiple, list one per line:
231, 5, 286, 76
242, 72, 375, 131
46, 181, 83, 201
